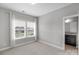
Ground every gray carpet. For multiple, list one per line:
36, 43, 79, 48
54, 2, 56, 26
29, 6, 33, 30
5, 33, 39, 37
0, 42, 78, 55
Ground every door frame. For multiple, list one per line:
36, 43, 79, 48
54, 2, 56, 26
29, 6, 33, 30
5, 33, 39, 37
63, 14, 79, 50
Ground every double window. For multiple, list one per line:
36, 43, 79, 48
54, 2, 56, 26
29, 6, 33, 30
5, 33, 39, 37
13, 20, 36, 39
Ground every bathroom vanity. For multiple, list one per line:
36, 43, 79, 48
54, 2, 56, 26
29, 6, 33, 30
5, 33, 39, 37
65, 32, 77, 47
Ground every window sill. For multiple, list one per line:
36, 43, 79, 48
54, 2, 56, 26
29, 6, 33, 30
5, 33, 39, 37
15, 36, 35, 40
26, 36, 35, 38
15, 37, 26, 40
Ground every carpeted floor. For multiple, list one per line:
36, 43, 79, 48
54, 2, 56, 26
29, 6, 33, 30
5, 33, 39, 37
0, 42, 78, 55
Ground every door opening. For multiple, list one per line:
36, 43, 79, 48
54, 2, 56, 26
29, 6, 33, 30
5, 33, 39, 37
64, 15, 78, 54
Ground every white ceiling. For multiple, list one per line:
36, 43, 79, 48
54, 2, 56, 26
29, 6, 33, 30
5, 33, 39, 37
0, 3, 71, 16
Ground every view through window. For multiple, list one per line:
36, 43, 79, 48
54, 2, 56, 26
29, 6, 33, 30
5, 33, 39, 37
26, 22, 36, 37
13, 20, 36, 39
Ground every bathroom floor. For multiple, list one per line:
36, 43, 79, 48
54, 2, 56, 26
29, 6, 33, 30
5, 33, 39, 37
65, 44, 78, 54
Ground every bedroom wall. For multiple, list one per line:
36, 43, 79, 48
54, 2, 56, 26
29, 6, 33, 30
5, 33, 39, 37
0, 8, 10, 49
38, 3, 79, 49
0, 7, 37, 49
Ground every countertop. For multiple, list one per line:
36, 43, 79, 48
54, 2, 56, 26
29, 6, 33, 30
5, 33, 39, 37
65, 32, 77, 35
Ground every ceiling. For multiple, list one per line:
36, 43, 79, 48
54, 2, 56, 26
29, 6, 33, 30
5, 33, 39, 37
0, 3, 71, 16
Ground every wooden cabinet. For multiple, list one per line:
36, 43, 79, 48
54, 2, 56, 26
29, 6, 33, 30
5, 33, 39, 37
65, 35, 76, 46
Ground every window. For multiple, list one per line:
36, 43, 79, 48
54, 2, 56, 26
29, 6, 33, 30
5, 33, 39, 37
15, 26, 24, 38
26, 22, 36, 37
13, 20, 26, 39
12, 19, 36, 39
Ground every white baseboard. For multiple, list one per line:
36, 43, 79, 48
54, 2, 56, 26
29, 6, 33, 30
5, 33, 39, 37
0, 40, 36, 52
39, 39, 64, 50
0, 47, 11, 52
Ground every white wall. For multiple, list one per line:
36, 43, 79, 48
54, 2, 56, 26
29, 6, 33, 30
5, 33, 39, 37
65, 21, 78, 33
0, 7, 36, 49
0, 9, 10, 49
39, 3, 79, 49
70, 21, 77, 33
65, 16, 78, 33
65, 23, 70, 32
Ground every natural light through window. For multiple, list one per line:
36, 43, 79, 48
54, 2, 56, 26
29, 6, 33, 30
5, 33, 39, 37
12, 19, 36, 39
26, 22, 36, 37
13, 20, 26, 39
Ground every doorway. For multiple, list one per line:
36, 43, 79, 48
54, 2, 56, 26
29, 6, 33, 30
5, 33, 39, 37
64, 15, 78, 54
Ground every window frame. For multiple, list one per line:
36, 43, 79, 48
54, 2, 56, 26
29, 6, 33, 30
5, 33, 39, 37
13, 20, 36, 40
